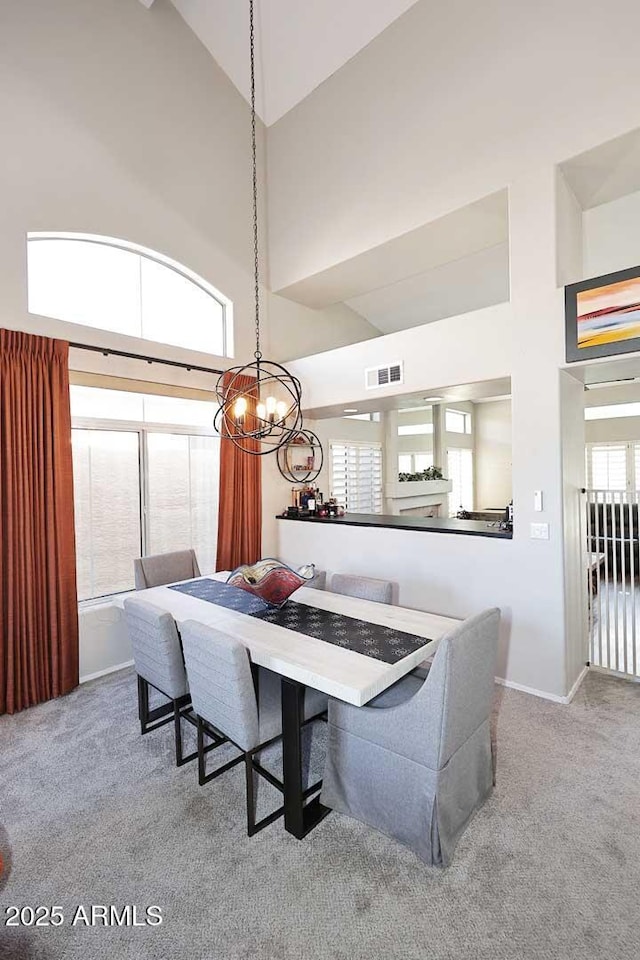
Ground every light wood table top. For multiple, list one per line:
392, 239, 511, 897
128, 574, 462, 706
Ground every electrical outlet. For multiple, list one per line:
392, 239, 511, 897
530, 522, 549, 540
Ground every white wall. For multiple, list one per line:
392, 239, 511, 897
585, 383, 640, 407
284, 169, 586, 699
397, 407, 434, 426
277, 520, 567, 704
397, 407, 434, 459
268, 296, 379, 362
474, 400, 512, 509
556, 169, 584, 287
0, 0, 376, 370
560, 371, 587, 695
585, 384, 640, 442
0, 0, 263, 373
292, 302, 512, 413
345, 242, 510, 334
265, 0, 640, 698
79, 603, 132, 683
583, 189, 640, 280
267, 0, 640, 293
506, 169, 569, 699
586, 418, 640, 443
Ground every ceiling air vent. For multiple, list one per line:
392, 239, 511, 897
365, 361, 404, 389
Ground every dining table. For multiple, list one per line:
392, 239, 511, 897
127, 572, 463, 839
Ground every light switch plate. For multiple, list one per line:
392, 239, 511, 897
530, 522, 549, 540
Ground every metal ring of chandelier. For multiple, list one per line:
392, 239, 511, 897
214, 359, 304, 455
276, 427, 324, 483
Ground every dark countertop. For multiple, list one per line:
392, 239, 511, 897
277, 513, 512, 539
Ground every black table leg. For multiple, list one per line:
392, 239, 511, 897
280, 677, 331, 839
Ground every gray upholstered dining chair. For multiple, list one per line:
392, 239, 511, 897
124, 598, 203, 767
299, 568, 326, 590
180, 620, 328, 836
133, 549, 201, 590
321, 607, 500, 866
329, 573, 398, 605
277, 559, 327, 591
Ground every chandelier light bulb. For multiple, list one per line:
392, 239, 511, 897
256, 401, 267, 421
265, 396, 277, 415
275, 399, 288, 421
233, 396, 248, 422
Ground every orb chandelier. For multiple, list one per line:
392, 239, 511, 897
213, 0, 305, 456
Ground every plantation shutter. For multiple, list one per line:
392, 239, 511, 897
330, 442, 383, 514
589, 444, 627, 491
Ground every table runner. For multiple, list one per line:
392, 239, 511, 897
169, 578, 430, 664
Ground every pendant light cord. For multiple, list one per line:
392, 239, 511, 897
212, 0, 310, 457
250, 0, 262, 362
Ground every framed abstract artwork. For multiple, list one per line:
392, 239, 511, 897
566, 264, 640, 362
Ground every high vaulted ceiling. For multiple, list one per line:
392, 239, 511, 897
166, 0, 421, 126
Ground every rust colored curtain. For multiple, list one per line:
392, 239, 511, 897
216, 372, 262, 571
0, 330, 79, 714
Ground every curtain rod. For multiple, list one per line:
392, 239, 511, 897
68, 341, 225, 377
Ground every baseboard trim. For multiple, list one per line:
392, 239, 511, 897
565, 665, 589, 703
81, 661, 594, 702
495, 666, 588, 705
80, 660, 134, 684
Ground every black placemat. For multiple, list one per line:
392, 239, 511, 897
169, 578, 270, 614
169, 578, 430, 664
254, 600, 430, 664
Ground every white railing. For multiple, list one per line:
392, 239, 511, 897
585, 489, 639, 678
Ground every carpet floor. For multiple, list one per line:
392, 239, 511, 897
1, 668, 639, 960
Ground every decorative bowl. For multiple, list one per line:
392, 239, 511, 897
227, 558, 316, 608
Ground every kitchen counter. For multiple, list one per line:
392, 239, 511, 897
277, 513, 512, 539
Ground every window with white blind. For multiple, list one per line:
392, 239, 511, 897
72, 430, 142, 600
330, 442, 383, 514
586, 442, 640, 494
587, 444, 628, 491
71, 385, 219, 601
447, 448, 474, 516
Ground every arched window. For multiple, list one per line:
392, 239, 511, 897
27, 233, 233, 357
